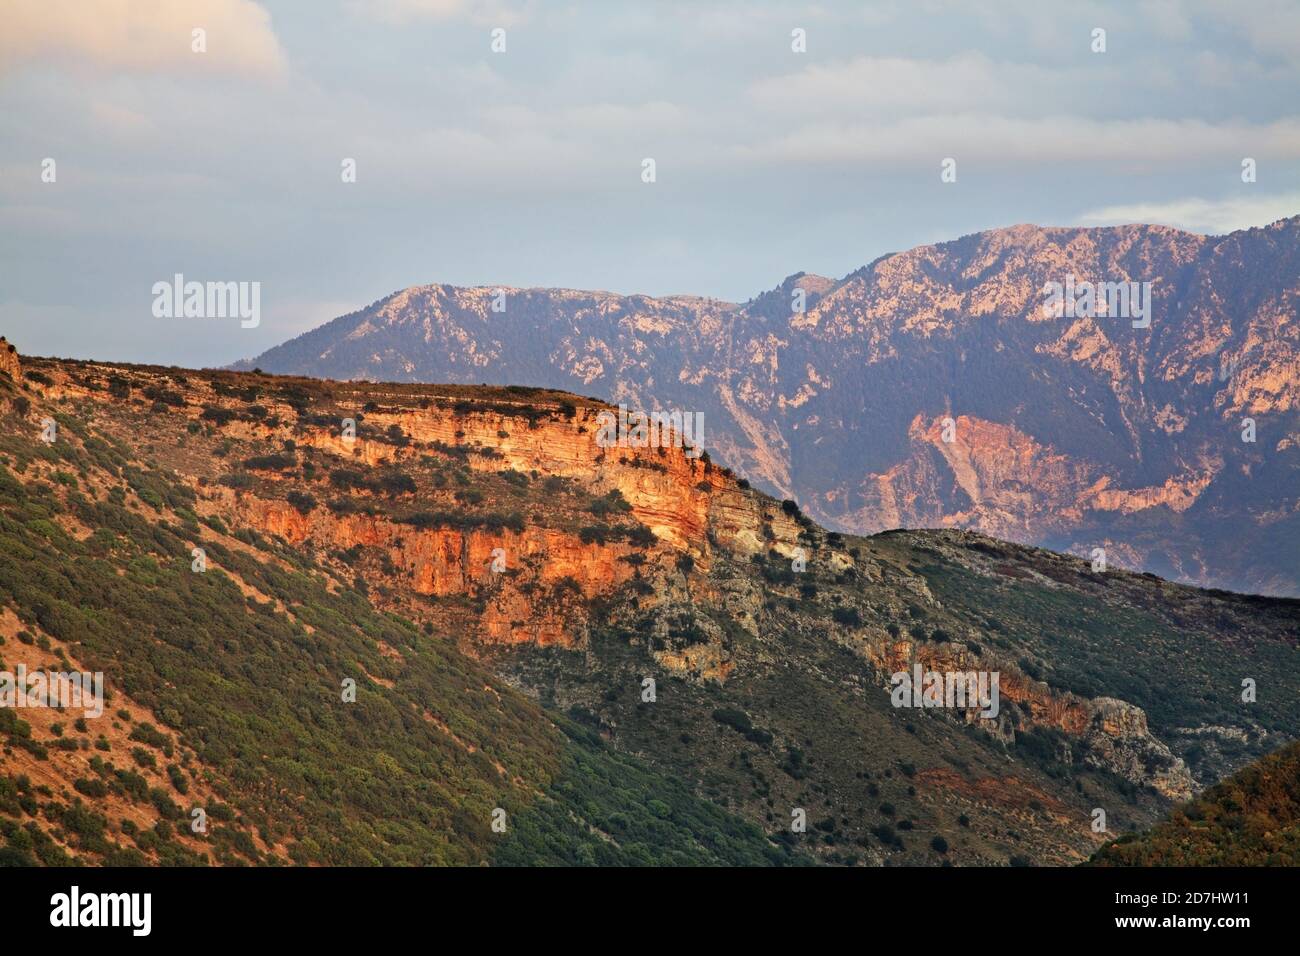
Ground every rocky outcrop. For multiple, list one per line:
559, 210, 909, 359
867, 635, 1194, 800
325, 409, 790, 560
848, 414, 1221, 542
1081, 698, 1194, 801
228, 492, 640, 646
0, 337, 20, 382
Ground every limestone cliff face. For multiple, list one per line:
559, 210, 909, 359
290, 404, 750, 555
238, 216, 1300, 595
1081, 698, 1193, 801
38, 359, 796, 651
868, 634, 1194, 800
850, 414, 1220, 543
229, 490, 639, 646
180, 382, 796, 652
0, 337, 20, 382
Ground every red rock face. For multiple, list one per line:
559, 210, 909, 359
0, 338, 20, 383
289, 404, 731, 553
868, 631, 1193, 800
34, 355, 808, 654
146, 383, 798, 653
237, 217, 1300, 595
232, 492, 643, 647
848, 413, 1218, 541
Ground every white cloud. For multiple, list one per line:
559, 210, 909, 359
750, 53, 1060, 118
1140, 0, 1194, 41
347, 0, 532, 27
1077, 191, 1300, 234
1196, 0, 1300, 57
737, 115, 1300, 168
0, 0, 287, 77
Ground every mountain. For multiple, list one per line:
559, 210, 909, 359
236, 217, 1300, 597
6, 345, 1298, 865
1091, 740, 1300, 866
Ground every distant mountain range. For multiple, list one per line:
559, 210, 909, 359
236, 217, 1300, 596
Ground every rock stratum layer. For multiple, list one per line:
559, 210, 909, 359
238, 217, 1300, 596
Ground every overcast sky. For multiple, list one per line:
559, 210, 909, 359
2, 0, 1298, 368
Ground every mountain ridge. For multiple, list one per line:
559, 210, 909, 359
234, 216, 1300, 597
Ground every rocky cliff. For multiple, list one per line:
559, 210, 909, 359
0, 338, 20, 383
236, 216, 1300, 595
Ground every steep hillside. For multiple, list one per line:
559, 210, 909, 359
1091, 740, 1300, 866
0, 357, 790, 867
7, 349, 1298, 866
236, 217, 1300, 596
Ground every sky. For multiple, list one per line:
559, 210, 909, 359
1, 0, 1298, 368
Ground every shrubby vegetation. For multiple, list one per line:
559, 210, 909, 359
1091, 741, 1300, 866
495, 719, 798, 866
909, 557, 1300, 741
0, 378, 780, 866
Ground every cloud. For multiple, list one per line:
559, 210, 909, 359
737, 116, 1300, 168
1077, 191, 1300, 234
1140, 0, 1194, 42
347, 0, 532, 27
0, 0, 287, 77
1196, 0, 1300, 57
749, 53, 1060, 118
